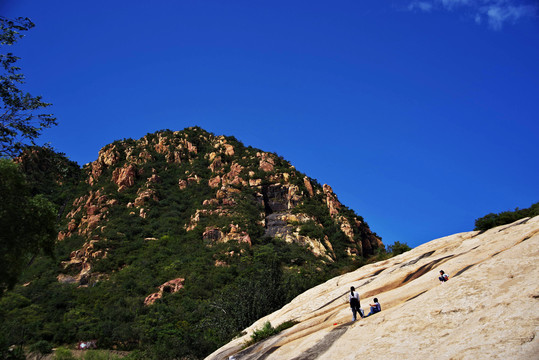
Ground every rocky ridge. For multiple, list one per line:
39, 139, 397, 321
54, 127, 382, 289
207, 216, 539, 360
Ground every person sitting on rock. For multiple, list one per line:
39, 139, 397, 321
349, 286, 364, 321
365, 298, 381, 317
439, 270, 449, 282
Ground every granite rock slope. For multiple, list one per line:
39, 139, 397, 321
207, 216, 539, 360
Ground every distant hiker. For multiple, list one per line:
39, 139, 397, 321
349, 286, 364, 321
439, 270, 449, 282
365, 298, 381, 317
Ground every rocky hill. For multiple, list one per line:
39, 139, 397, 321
3, 127, 383, 359
55, 127, 382, 288
207, 216, 539, 360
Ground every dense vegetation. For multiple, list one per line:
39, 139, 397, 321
0, 128, 388, 359
0, 158, 57, 296
474, 202, 539, 231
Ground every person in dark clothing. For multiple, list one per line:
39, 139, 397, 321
439, 270, 449, 282
349, 286, 363, 321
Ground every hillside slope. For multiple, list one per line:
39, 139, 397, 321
3, 127, 383, 358
207, 216, 539, 360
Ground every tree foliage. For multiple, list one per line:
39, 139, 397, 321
0, 17, 56, 157
0, 159, 56, 295
387, 241, 411, 256
474, 202, 539, 231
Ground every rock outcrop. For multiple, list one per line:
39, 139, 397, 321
207, 216, 539, 360
144, 278, 185, 306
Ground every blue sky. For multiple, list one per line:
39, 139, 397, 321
2, 0, 538, 248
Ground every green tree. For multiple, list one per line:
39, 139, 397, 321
474, 202, 539, 231
0, 159, 56, 295
29, 340, 53, 360
387, 241, 411, 256
1, 17, 56, 157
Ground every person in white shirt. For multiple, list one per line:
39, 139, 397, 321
348, 286, 363, 321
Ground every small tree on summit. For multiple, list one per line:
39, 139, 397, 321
0, 17, 56, 157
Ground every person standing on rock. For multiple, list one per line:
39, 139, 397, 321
349, 286, 363, 321
439, 270, 449, 282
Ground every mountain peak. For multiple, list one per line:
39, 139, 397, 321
11, 128, 384, 358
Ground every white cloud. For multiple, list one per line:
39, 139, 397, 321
406, 0, 538, 29
439, 0, 472, 10
408, 1, 434, 12
481, 4, 537, 29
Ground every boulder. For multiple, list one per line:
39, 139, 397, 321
112, 164, 137, 190
209, 176, 221, 188
144, 278, 185, 306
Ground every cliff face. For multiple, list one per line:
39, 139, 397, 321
207, 216, 539, 360
55, 127, 382, 287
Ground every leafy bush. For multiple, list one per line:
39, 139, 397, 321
387, 241, 411, 256
53, 347, 75, 360
29, 340, 53, 356
249, 322, 276, 344
274, 320, 299, 333
474, 202, 539, 231
244, 320, 298, 347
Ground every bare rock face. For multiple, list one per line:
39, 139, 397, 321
88, 145, 120, 185
323, 184, 342, 216
304, 176, 314, 197
258, 152, 275, 172
224, 143, 234, 156
209, 156, 224, 173
144, 278, 185, 306
202, 225, 252, 246
209, 175, 221, 188
179, 179, 188, 189
206, 216, 539, 360
59, 239, 107, 286
60, 189, 115, 240
112, 164, 137, 191
134, 188, 158, 207
264, 212, 334, 261
265, 184, 290, 212
222, 162, 246, 187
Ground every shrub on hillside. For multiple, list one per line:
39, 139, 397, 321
29, 340, 53, 357
474, 202, 539, 231
244, 320, 299, 348
53, 347, 75, 360
387, 241, 411, 256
